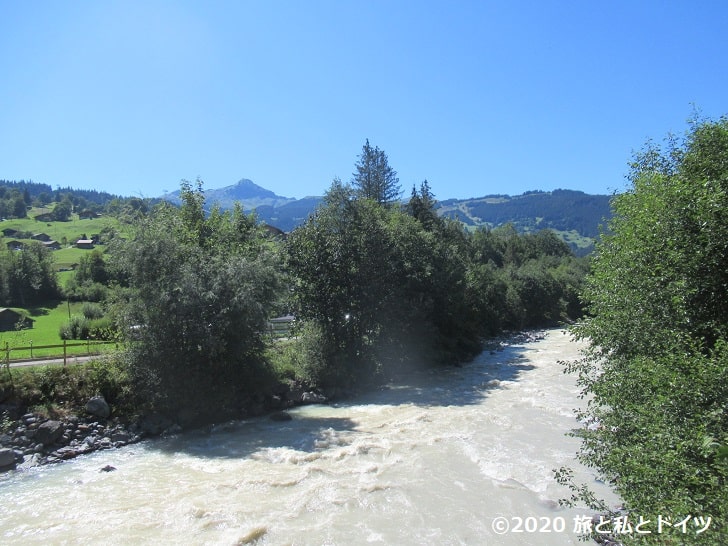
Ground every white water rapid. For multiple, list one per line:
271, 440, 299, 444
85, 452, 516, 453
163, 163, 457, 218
0, 329, 617, 545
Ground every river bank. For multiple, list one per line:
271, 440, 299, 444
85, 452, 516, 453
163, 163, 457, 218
0, 379, 333, 472
0, 330, 544, 473
1, 328, 619, 545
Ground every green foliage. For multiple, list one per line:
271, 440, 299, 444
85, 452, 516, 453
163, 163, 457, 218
59, 315, 90, 340
111, 179, 281, 414
0, 356, 132, 413
0, 241, 60, 306
57, 302, 114, 341
286, 149, 587, 388
51, 198, 73, 221
81, 302, 104, 320
568, 116, 728, 544
351, 139, 401, 204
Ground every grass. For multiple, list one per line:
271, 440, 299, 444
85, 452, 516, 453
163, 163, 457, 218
2, 208, 129, 242
0, 301, 116, 360
553, 229, 596, 251
2, 209, 132, 271
53, 246, 97, 270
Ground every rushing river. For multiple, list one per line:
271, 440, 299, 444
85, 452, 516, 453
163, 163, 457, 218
0, 329, 617, 545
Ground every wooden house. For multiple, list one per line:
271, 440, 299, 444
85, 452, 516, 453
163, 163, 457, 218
0, 308, 34, 331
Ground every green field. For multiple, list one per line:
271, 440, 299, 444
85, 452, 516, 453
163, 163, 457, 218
1, 209, 132, 272
0, 301, 116, 361
2, 208, 128, 240
1, 209, 129, 361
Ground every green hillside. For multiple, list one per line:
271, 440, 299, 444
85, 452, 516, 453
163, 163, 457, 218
1, 207, 130, 271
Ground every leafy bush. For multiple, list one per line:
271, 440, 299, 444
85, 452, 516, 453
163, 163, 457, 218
81, 302, 104, 320
59, 315, 90, 340
1, 356, 133, 415
88, 317, 117, 340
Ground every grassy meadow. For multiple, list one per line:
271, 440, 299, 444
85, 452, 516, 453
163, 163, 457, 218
1, 209, 129, 361
1, 301, 116, 360
2, 208, 132, 269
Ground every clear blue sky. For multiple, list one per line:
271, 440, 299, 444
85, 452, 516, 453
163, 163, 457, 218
1, 1, 726, 200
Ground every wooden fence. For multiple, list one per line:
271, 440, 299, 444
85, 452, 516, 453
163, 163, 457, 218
3, 317, 294, 369
2, 339, 116, 367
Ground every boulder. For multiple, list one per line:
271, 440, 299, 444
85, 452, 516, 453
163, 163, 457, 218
301, 392, 327, 404
287, 383, 306, 403
0, 447, 16, 470
35, 420, 64, 446
110, 431, 131, 444
86, 396, 111, 419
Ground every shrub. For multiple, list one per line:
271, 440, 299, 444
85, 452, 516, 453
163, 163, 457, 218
81, 302, 104, 320
59, 315, 90, 340
88, 317, 117, 340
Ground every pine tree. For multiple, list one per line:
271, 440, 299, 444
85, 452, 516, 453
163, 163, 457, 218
351, 139, 401, 204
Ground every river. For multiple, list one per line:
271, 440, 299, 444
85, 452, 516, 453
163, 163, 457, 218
0, 329, 617, 545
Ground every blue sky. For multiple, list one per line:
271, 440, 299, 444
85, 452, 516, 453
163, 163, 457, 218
1, 1, 726, 201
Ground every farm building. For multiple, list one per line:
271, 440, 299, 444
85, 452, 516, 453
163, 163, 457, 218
42, 240, 61, 250
0, 308, 34, 331
75, 239, 95, 249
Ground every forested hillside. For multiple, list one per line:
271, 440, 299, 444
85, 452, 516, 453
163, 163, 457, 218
438, 189, 612, 237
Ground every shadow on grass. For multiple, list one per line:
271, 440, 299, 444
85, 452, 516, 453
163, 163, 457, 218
26, 305, 51, 317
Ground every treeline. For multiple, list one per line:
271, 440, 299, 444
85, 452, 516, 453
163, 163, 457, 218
562, 116, 728, 545
2, 144, 589, 419
0, 179, 150, 220
286, 172, 587, 389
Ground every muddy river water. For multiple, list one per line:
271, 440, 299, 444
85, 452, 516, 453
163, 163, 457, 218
0, 329, 618, 545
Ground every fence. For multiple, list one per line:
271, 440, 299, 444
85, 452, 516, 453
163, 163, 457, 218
2, 339, 116, 367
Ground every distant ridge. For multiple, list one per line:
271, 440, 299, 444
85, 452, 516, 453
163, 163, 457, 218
438, 189, 612, 238
160, 180, 611, 254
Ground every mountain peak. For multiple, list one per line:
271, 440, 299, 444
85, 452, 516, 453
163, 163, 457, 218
162, 178, 295, 210
231, 179, 284, 200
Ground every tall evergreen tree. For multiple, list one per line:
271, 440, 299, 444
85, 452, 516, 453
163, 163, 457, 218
351, 139, 401, 204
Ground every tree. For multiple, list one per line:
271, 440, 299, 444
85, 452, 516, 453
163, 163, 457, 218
0, 242, 60, 306
52, 198, 73, 221
351, 139, 401, 204
285, 183, 391, 385
111, 181, 281, 416
286, 177, 485, 386
12, 194, 27, 218
405, 180, 440, 230
565, 116, 728, 545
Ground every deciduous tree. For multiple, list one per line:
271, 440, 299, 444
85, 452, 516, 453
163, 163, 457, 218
565, 116, 728, 545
